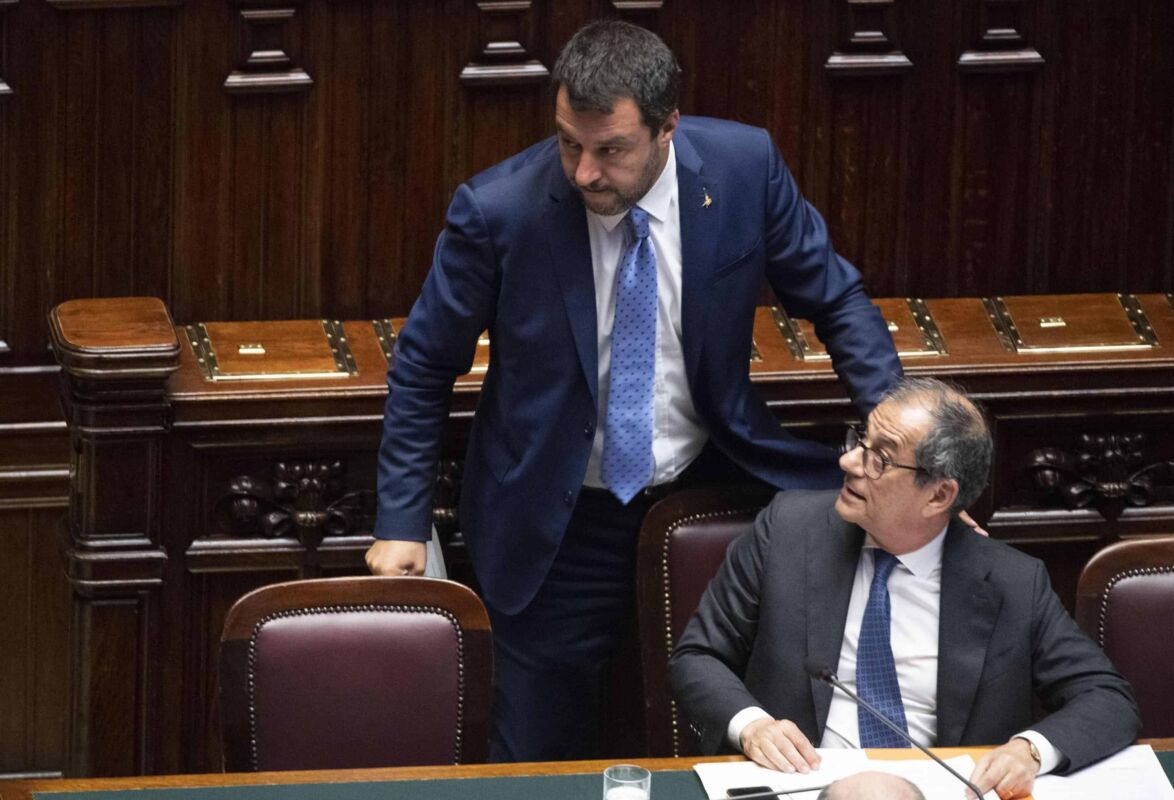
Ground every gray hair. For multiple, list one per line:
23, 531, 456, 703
551, 20, 680, 133
880, 376, 992, 512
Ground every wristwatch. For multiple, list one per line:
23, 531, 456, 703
1015, 736, 1042, 767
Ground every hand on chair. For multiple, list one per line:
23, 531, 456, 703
365, 539, 427, 576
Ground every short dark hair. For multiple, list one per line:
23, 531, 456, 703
880, 376, 992, 512
551, 20, 680, 132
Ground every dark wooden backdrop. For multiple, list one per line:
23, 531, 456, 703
1, 0, 1173, 780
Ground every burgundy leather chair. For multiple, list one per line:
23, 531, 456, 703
636, 486, 773, 756
219, 576, 492, 771
1076, 537, 1174, 738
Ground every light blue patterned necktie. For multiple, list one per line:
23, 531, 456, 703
856, 549, 912, 747
601, 206, 656, 504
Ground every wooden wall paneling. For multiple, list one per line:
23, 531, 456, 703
807, 1, 912, 296
0, 374, 70, 778
766, 0, 812, 209
320, 0, 370, 321
0, 507, 71, 778
901, 1, 961, 297
948, 1, 1045, 296
172, 0, 234, 325
7, 0, 64, 363
460, 0, 550, 180
1046, 0, 1174, 293
0, 1, 13, 356
0, 0, 12, 101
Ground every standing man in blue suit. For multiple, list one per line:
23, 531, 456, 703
367, 20, 902, 761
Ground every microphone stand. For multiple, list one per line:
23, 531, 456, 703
804, 659, 986, 799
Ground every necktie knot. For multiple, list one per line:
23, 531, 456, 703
626, 206, 650, 240
872, 549, 900, 584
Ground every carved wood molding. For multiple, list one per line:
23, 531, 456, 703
958, 0, 1043, 73
215, 459, 374, 548
825, 0, 912, 78
1026, 433, 1174, 521
224, 6, 313, 95
460, 0, 549, 87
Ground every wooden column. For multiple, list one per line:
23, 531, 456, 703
49, 298, 179, 777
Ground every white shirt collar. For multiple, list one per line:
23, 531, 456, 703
593, 141, 677, 233
863, 523, 948, 579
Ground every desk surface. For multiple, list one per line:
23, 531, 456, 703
4, 744, 1173, 800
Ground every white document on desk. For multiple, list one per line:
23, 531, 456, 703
1032, 745, 1174, 800
693, 752, 997, 799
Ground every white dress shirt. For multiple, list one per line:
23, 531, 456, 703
728, 528, 1061, 773
582, 142, 708, 488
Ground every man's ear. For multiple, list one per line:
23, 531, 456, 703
658, 109, 680, 145
923, 478, 959, 518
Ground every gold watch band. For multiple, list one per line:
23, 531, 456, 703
1016, 736, 1042, 766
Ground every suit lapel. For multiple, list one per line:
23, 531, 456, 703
545, 167, 599, 407
936, 523, 1001, 746
807, 511, 864, 735
675, 132, 720, 382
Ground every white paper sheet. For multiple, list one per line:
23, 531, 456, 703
693, 751, 998, 799
1032, 745, 1174, 800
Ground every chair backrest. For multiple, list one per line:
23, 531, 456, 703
1076, 536, 1174, 739
219, 576, 492, 772
637, 486, 772, 756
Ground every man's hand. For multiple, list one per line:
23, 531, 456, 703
365, 539, 427, 576
739, 717, 821, 774
958, 510, 989, 537
968, 738, 1040, 799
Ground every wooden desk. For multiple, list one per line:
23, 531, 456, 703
5, 745, 1174, 800
46, 294, 1174, 776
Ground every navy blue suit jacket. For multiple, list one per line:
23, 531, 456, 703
375, 117, 902, 614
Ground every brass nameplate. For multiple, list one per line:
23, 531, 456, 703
772, 298, 947, 361
185, 320, 359, 382
983, 293, 1158, 353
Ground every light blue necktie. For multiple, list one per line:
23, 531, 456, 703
856, 549, 912, 747
601, 206, 656, 504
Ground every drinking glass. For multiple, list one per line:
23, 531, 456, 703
603, 764, 651, 800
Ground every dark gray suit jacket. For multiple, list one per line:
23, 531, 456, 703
669, 490, 1140, 774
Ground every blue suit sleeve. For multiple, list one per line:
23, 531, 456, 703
374, 183, 500, 540
761, 139, 902, 415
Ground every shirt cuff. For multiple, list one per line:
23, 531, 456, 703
727, 706, 773, 752
1015, 730, 1062, 775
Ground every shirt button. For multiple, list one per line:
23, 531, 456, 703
563, 490, 575, 506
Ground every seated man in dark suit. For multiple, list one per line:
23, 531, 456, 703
670, 377, 1139, 800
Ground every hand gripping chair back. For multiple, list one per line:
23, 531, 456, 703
219, 576, 492, 771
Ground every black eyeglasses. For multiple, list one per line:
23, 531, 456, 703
844, 425, 927, 480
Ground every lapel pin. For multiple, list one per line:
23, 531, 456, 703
702, 189, 712, 208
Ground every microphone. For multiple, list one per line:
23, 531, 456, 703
803, 659, 985, 799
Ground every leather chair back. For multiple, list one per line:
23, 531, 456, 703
1076, 537, 1174, 738
637, 487, 772, 756
219, 576, 492, 771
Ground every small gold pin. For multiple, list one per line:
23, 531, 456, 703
702, 190, 712, 208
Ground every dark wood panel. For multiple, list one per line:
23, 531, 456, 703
0, 507, 70, 778
3, 0, 1173, 362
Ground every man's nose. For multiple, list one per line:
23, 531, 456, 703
575, 152, 602, 188
840, 443, 865, 475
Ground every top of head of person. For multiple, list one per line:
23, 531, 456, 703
835, 375, 991, 554
550, 20, 681, 216
817, 772, 926, 800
